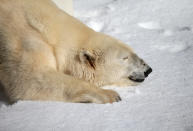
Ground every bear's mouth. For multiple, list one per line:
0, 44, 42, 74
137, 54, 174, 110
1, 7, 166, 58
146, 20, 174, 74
128, 76, 145, 83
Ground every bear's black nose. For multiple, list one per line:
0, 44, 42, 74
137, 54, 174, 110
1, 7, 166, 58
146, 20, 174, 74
144, 67, 152, 77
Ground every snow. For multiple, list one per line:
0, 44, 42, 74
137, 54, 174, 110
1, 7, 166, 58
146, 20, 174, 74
86, 20, 104, 32
138, 21, 162, 30
0, 0, 193, 131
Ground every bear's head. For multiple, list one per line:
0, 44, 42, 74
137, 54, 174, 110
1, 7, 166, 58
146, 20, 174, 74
65, 33, 152, 87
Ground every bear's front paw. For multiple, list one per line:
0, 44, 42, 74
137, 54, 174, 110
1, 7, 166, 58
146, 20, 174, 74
71, 88, 121, 104
100, 89, 121, 103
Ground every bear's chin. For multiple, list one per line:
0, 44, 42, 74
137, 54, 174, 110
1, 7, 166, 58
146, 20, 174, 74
105, 79, 143, 87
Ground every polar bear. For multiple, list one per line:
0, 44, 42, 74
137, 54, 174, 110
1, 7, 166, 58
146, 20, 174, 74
0, 0, 152, 104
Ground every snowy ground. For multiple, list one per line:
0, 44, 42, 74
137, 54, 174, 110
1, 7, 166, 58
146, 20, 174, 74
0, 0, 193, 131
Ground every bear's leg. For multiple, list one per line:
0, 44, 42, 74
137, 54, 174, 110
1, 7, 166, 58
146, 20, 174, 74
4, 70, 121, 104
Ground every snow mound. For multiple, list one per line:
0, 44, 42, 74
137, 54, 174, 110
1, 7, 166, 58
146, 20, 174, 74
138, 21, 162, 30
163, 29, 174, 36
153, 42, 189, 53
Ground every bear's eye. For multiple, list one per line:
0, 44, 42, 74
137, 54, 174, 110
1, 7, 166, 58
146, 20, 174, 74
122, 56, 128, 60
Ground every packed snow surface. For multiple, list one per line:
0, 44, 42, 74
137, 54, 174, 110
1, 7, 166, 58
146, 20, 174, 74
0, 0, 193, 131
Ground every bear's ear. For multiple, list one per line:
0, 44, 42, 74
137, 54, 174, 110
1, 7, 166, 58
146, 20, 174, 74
79, 50, 96, 69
